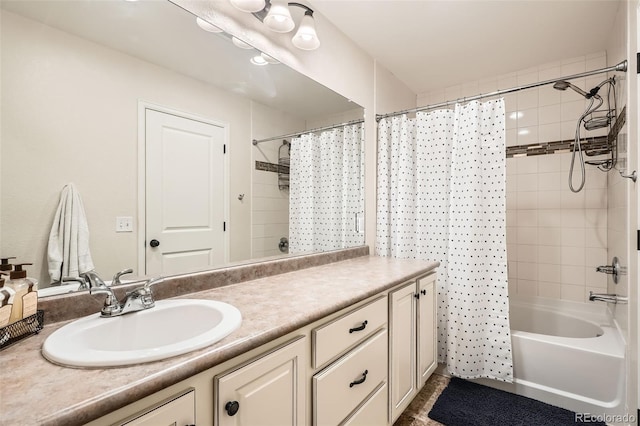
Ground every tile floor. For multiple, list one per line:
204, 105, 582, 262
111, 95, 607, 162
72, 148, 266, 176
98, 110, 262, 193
393, 373, 450, 426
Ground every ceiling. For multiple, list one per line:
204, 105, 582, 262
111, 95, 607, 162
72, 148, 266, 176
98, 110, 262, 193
313, 0, 622, 95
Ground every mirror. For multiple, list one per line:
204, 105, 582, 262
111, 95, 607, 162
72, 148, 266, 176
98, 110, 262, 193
0, 0, 364, 296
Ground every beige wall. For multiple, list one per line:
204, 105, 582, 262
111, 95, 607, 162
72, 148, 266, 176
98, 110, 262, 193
0, 10, 307, 285
605, 0, 638, 415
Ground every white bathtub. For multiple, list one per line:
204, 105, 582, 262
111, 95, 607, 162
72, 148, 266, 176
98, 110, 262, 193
473, 295, 626, 417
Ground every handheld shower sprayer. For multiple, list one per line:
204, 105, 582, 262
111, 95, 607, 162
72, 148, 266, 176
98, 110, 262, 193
552, 81, 591, 98
552, 77, 616, 193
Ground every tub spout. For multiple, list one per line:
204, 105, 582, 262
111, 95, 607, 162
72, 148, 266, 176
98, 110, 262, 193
588, 291, 628, 304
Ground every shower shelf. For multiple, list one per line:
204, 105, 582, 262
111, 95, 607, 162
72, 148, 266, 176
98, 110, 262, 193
278, 140, 290, 190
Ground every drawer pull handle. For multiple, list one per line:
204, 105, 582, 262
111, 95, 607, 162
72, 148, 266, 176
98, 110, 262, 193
349, 320, 368, 333
349, 370, 368, 388
225, 400, 240, 416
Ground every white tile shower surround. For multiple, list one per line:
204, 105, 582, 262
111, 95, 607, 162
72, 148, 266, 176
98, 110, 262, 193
418, 52, 615, 304
506, 153, 609, 303
252, 140, 290, 259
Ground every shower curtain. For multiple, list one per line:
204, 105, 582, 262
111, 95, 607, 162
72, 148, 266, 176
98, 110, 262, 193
289, 123, 364, 253
376, 99, 513, 382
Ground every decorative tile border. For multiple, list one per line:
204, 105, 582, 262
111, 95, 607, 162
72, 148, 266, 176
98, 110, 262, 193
505, 136, 609, 158
255, 160, 290, 174
506, 106, 625, 158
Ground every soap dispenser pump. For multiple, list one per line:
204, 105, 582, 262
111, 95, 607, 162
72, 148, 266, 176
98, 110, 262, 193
6, 263, 33, 323
0, 257, 15, 273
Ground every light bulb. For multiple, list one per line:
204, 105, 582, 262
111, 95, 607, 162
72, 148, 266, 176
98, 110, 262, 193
232, 37, 254, 49
196, 17, 223, 33
292, 12, 320, 50
230, 0, 266, 13
263, 0, 294, 33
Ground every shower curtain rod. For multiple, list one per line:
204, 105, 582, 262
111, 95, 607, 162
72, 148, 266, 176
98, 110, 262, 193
376, 60, 628, 122
252, 118, 365, 145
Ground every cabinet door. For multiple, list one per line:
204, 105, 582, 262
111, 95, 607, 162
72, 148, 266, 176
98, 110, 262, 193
388, 282, 417, 423
417, 274, 437, 389
215, 336, 306, 426
119, 389, 195, 426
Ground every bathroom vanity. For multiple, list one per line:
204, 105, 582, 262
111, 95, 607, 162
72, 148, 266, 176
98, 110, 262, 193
0, 252, 438, 425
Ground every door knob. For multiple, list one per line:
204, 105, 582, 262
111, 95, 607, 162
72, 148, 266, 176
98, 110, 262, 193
149, 239, 160, 248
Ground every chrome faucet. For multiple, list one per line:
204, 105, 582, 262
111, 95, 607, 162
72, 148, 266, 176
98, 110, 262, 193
88, 269, 163, 318
588, 291, 628, 304
81, 270, 108, 289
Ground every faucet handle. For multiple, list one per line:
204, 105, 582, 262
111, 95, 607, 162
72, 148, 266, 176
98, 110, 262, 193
89, 285, 123, 316
124, 277, 162, 310
61, 276, 88, 289
143, 277, 164, 290
112, 268, 134, 287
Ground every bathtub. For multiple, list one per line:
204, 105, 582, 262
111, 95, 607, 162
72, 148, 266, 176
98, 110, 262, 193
473, 295, 626, 417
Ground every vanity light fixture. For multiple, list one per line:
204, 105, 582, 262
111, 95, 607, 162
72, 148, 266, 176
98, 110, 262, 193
196, 17, 224, 33
250, 55, 269, 66
230, 0, 320, 50
263, 0, 295, 32
291, 9, 319, 50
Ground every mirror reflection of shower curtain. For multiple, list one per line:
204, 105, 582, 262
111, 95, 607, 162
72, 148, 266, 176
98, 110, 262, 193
376, 100, 513, 383
289, 123, 364, 254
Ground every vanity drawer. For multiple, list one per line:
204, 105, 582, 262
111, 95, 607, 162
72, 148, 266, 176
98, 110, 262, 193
312, 295, 386, 368
313, 329, 388, 426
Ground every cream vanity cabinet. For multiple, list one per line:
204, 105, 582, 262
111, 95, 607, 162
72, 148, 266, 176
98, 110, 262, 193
389, 273, 437, 423
214, 336, 307, 426
88, 270, 438, 426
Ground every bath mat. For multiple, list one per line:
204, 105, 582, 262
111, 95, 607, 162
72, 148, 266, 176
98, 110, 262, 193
428, 377, 606, 426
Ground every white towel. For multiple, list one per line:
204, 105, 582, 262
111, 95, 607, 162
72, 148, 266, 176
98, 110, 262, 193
47, 183, 95, 283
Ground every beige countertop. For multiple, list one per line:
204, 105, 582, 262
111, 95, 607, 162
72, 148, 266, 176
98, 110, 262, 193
0, 255, 438, 426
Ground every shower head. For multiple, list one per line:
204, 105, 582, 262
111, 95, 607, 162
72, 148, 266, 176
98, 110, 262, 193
553, 80, 590, 98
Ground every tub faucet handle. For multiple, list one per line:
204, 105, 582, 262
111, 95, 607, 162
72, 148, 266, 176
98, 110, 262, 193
595, 257, 622, 284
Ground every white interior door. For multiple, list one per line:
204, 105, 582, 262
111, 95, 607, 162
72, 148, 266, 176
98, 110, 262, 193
145, 108, 226, 276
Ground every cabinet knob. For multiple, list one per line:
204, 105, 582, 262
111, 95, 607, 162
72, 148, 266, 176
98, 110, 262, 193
421, 289, 427, 295
414, 293, 420, 299
225, 400, 240, 416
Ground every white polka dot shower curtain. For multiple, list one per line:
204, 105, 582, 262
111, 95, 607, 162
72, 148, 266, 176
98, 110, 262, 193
289, 123, 365, 254
376, 99, 513, 382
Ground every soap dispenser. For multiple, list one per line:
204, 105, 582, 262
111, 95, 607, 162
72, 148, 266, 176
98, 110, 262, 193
0, 275, 13, 328
0, 257, 15, 274
6, 263, 34, 324
0, 272, 15, 306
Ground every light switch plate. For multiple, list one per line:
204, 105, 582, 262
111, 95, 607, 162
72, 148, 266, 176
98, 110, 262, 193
116, 216, 133, 233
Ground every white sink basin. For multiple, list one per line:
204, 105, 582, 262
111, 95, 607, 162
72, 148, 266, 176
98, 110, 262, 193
42, 299, 242, 367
